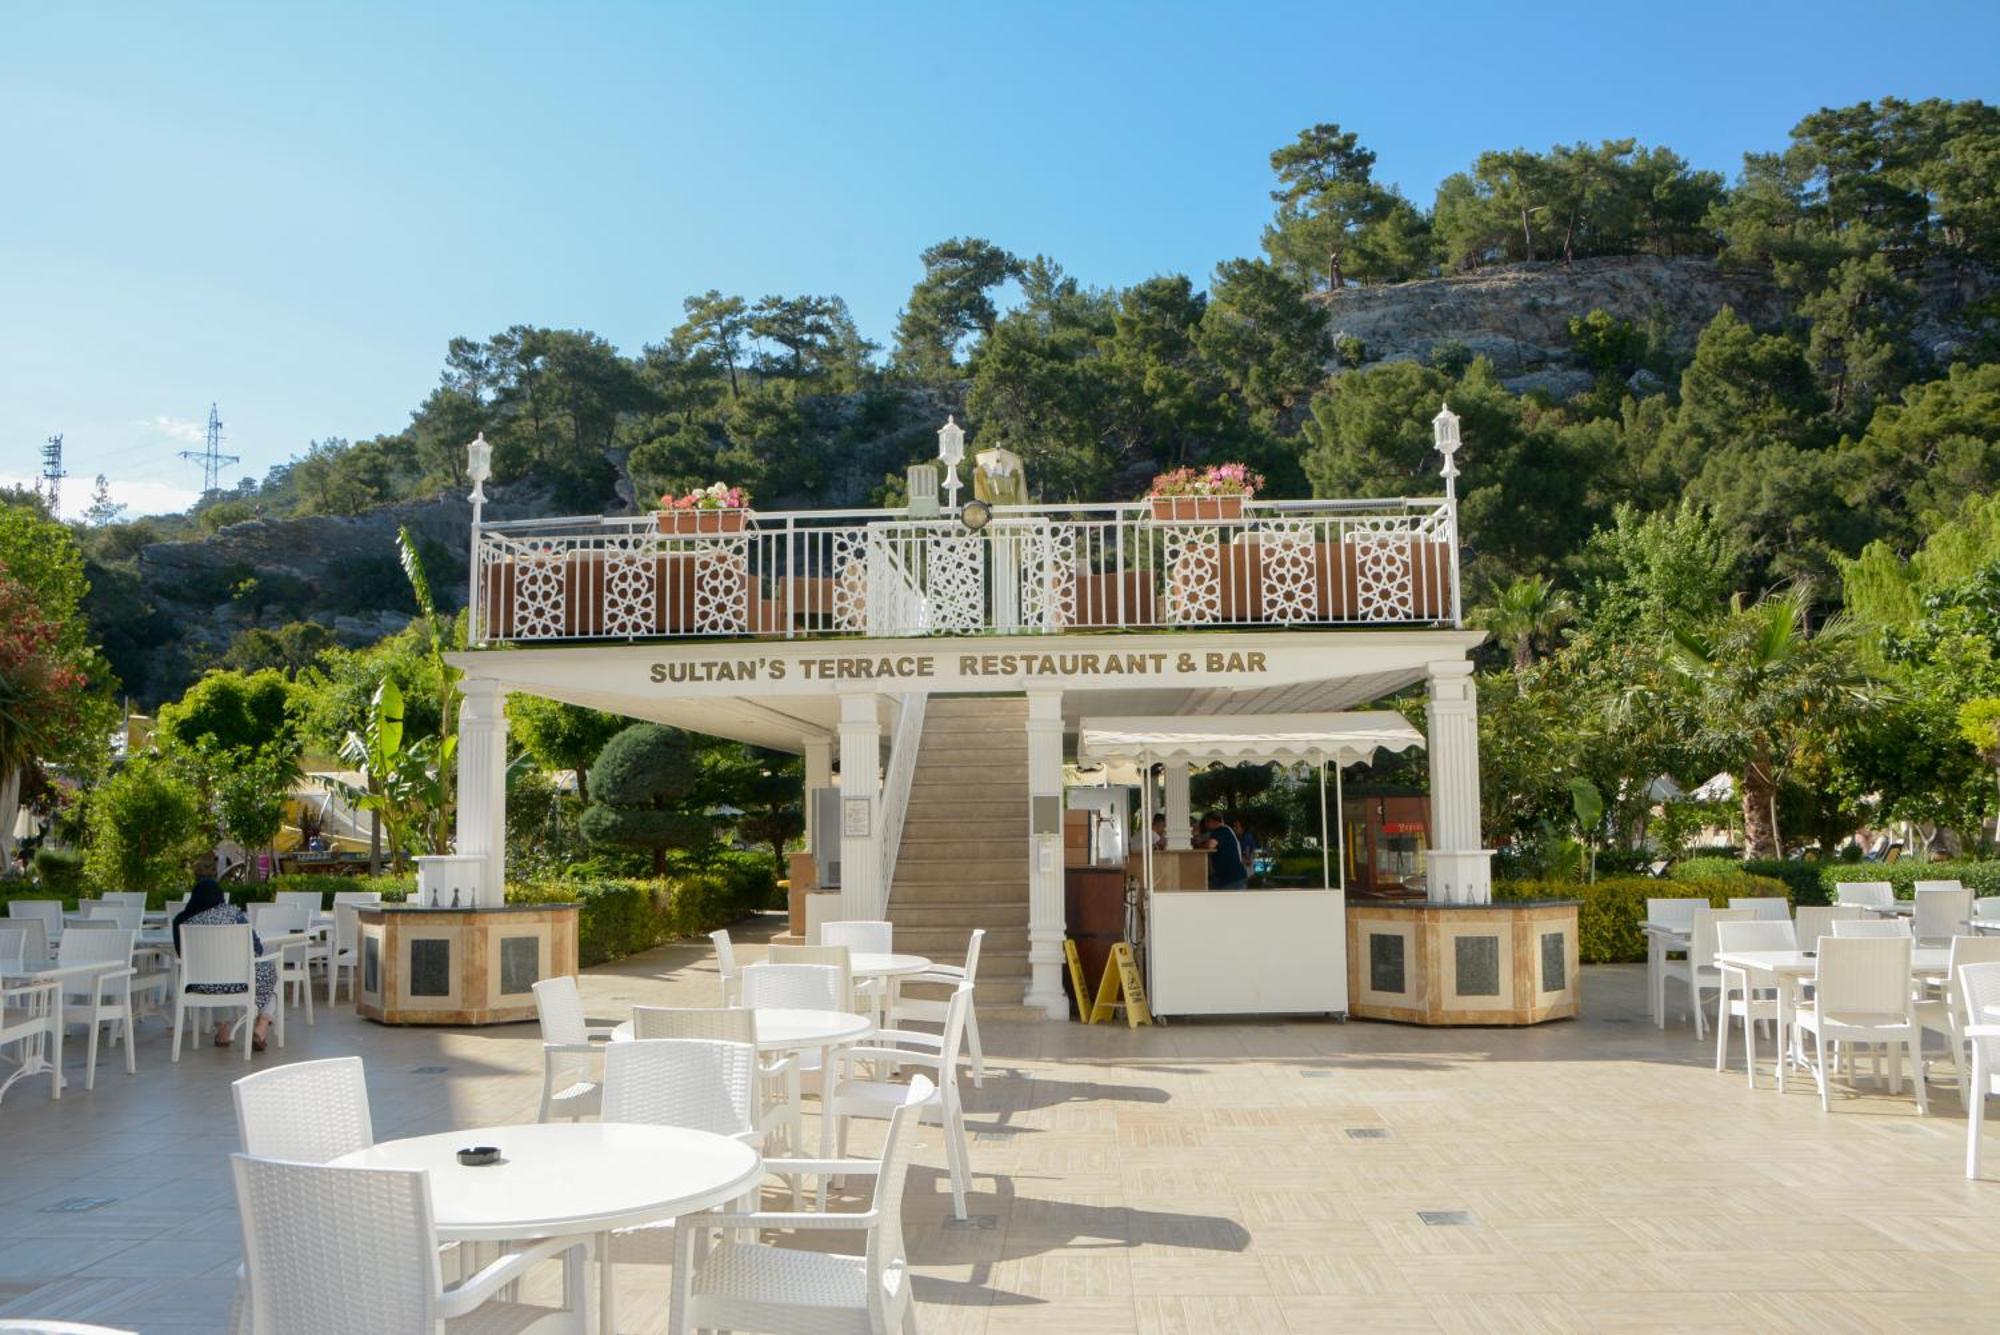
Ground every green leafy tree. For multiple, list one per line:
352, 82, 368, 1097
1476, 576, 1575, 671
1838, 363, 2000, 556
677, 292, 751, 399
894, 237, 1022, 378
1196, 258, 1331, 416
1262, 123, 1431, 287
712, 745, 804, 877
507, 696, 627, 805
1797, 254, 1917, 424
157, 669, 301, 760
580, 724, 713, 874
84, 754, 208, 895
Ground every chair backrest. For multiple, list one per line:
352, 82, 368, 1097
820, 920, 893, 954
1913, 886, 1974, 941
960, 927, 986, 982
933, 985, 973, 1094
7, 900, 62, 936
180, 924, 255, 989
1832, 917, 1911, 938
1941, 937, 2000, 1026
710, 929, 739, 1004
1794, 904, 1864, 946
0, 1322, 140, 1333
330, 891, 382, 907
233, 1057, 374, 1162
332, 903, 361, 953
248, 903, 307, 935
275, 890, 325, 918
739, 962, 843, 1012
600, 1038, 757, 1137
1645, 897, 1701, 932
164, 896, 189, 921
1689, 908, 1753, 969
765, 944, 853, 1008
532, 975, 589, 1045
865, 1076, 935, 1322
1958, 962, 2000, 1090
0, 926, 27, 970
100, 892, 149, 911
1814, 935, 1913, 1018
231, 1154, 443, 1335
1914, 879, 1964, 895
1715, 919, 1797, 954
8, 915, 48, 961
85, 904, 142, 931
56, 927, 135, 1003
1834, 881, 1894, 908
631, 1005, 756, 1043
1727, 897, 1790, 921
1975, 896, 2000, 923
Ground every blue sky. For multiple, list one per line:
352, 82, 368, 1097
4, 1, 1995, 518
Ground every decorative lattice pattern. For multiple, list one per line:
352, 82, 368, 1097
924, 528, 986, 633
1163, 526, 1221, 624
601, 537, 660, 637
830, 530, 869, 632
693, 540, 750, 634
1259, 520, 1320, 624
1018, 524, 1076, 630
510, 541, 567, 639
1353, 519, 1417, 621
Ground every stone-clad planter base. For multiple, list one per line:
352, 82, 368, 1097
1346, 899, 1579, 1025
356, 903, 579, 1025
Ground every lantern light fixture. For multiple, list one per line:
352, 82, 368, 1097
467, 432, 493, 504
937, 416, 966, 513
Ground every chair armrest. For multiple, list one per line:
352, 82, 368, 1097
1963, 1024, 2000, 1039
760, 1157, 884, 1177
698, 1209, 880, 1232
437, 1236, 580, 1317
759, 1052, 800, 1077
839, 1044, 942, 1067
542, 1042, 604, 1057
583, 1025, 619, 1041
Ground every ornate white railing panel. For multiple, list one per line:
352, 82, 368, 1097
876, 691, 927, 909
470, 499, 1459, 645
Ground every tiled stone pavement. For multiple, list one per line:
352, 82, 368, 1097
6, 912, 2000, 1332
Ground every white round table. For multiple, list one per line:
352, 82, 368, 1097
333, 1122, 761, 1334
848, 952, 931, 980
609, 1006, 872, 1051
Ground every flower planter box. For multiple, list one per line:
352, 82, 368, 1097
656, 508, 749, 535
1149, 495, 1245, 522
1166, 538, 1454, 623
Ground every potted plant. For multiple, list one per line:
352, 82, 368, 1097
657, 482, 752, 535
1144, 463, 1264, 521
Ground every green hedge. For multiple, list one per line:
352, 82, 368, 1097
1671, 857, 2000, 905
1495, 874, 1791, 964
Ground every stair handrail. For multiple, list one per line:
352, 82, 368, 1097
877, 691, 928, 909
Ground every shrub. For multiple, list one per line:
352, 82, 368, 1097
1738, 860, 1834, 906
1495, 874, 1791, 964
31, 847, 85, 896
1820, 860, 2000, 900
83, 755, 209, 897
242, 873, 417, 908
513, 856, 776, 967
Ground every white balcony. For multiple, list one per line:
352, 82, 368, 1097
468, 497, 1460, 646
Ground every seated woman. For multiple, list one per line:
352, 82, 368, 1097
171, 875, 278, 1050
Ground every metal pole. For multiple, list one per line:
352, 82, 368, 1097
1318, 759, 1330, 890
1443, 465, 1462, 628
1335, 762, 1347, 893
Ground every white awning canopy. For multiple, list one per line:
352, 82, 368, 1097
1075, 711, 1424, 767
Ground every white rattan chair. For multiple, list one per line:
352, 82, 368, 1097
233, 1056, 375, 1162
1912, 936, 2000, 1097
7, 900, 63, 949
85, 903, 143, 932
1974, 895, 2000, 925
1713, 919, 1795, 1086
274, 890, 325, 919
0, 1322, 139, 1333
173, 923, 258, 1062
709, 929, 741, 1007
249, 904, 314, 1023
1833, 917, 1911, 938
1958, 961, 2000, 1177
329, 890, 382, 908
1660, 907, 1751, 1038
8, 915, 48, 964
326, 904, 361, 1006
739, 962, 844, 1013
1834, 881, 1894, 909
0, 927, 26, 972
673, 1076, 933, 1335
632, 1007, 803, 1153
1727, 897, 1790, 921
101, 892, 149, 910
765, 945, 856, 1011
1795, 904, 1864, 946
532, 975, 614, 1122
1796, 935, 1926, 1113
892, 927, 987, 1087
56, 927, 137, 1089
231, 1154, 588, 1335
247, 902, 303, 934
1913, 886, 1974, 945
819, 920, 893, 953
824, 984, 974, 1219
1915, 878, 1965, 895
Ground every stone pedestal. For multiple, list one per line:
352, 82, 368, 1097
1346, 899, 1579, 1025
356, 903, 579, 1026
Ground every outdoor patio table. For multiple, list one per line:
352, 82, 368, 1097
1714, 946, 1949, 1094
1971, 917, 2000, 936
607, 1006, 872, 1052
0, 957, 136, 1098
1863, 903, 1917, 918
332, 1121, 761, 1335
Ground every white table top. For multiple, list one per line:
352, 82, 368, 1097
331, 1122, 761, 1242
609, 1006, 872, 1052
848, 952, 930, 978
1716, 946, 1950, 977
1861, 903, 1916, 917
1, 958, 137, 983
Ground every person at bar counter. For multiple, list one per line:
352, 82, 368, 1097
1151, 813, 1168, 850
1197, 811, 1248, 890
1231, 815, 1260, 868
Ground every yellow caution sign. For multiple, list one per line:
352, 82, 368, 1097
1063, 939, 1091, 1022
1088, 941, 1153, 1028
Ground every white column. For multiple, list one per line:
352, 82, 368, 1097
1163, 761, 1192, 850
836, 693, 883, 920
1024, 690, 1067, 1020
1425, 659, 1493, 904
803, 737, 833, 854
455, 677, 509, 907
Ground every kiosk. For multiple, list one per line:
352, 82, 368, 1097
1075, 713, 1425, 1019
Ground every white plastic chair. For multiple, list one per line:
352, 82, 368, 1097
1913, 886, 1974, 945
1728, 897, 1790, 921
173, 923, 258, 1062
85, 903, 142, 932
230, 1154, 588, 1335
820, 920, 893, 953
1974, 895, 2000, 926
1958, 961, 2000, 1177
824, 984, 975, 1219
330, 890, 383, 908
100, 892, 149, 912
1713, 919, 1795, 1086
274, 890, 325, 919
0, 1322, 138, 1333
1660, 907, 1751, 1038
326, 904, 361, 1005
633, 1007, 803, 1154
673, 1076, 933, 1335
739, 962, 844, 1013
0, 927, 26, 972
532, 975, 615, 1122
1795, 904, 1865, 946
7, 900, 63, 948
766, 945, 856, 1011
1915, 937, 2000, 1100
247, 902, 304, 935
1833, 918, 1911, 938
1796, 935, 1927, 1113
56, 927, 137, 1089
893, 927, 987, 1088
1915, 878, 1965, 895
1835, 881, 1894, 909
710, 929, 741, 1007
233, 1056, 374, 1162
8, 915, 48, 963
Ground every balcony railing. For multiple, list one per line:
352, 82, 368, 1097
468, 497, 1460, 646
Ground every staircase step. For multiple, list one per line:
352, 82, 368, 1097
883, 902, 1029, 928
893, 837, 1023, 860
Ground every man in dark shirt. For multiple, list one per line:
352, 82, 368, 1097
1198, 812, 1249, 889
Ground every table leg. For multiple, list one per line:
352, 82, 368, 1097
84, 991, 104, 1092
50, 992, 64, 1099
1648, 935, 1663, 1027
1776, 977, 1791, 1097
1714, 968, 1732, 1074
596, 1229, 613, 1335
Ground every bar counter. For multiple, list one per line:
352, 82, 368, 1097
1346, 898, 1579, 1025
355, 902, 579, 1025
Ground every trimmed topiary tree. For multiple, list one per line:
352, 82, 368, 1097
579, 724, 712, 874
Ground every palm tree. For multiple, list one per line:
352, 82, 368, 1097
1476, 575, 1576, 672
1665, 586, 1875, 860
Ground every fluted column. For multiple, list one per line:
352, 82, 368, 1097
1163, 762, 1192, 850
837, 693, 882, 920
1425, 660, 1492, 904
1024, 690, 1067, 1019
455, 677, 509, 907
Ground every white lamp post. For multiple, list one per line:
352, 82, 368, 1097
466, 433, 492, 641
937, 416, 965, 514
1432, 402, 1462, 627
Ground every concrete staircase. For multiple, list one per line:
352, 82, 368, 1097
885, 696, 1039, 1017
